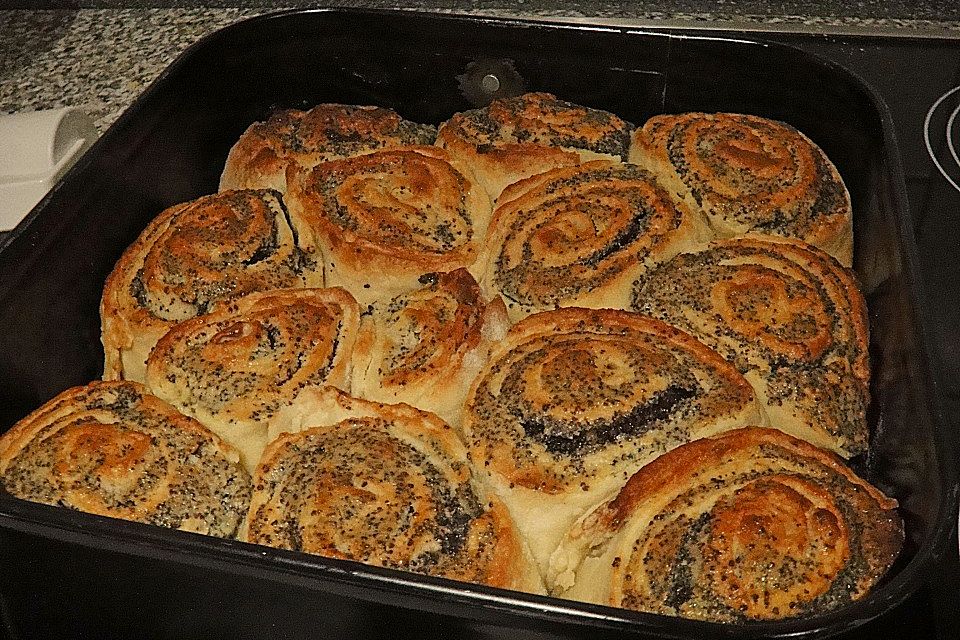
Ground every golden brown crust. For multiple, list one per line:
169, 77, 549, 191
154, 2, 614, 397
632, 235, 869, 456
351, 268, 509, 428
461, 307, 763, 572
478, 160, 711, 322
219, 104, 437, 192
145, 287, 360, 472
630, 112, 853, 265
285, 146, 492, 306
0, 381, 251, 538
549, 427, 902, 622
100, 189, 323, 382
249, 386, 544, 594
436, 92, 634, 198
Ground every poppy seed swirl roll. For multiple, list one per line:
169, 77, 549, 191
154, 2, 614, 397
285, 146, 492, 307
478, 160, 711, 322
436, 92, 634, 198
0, 381, 251, 538
101, 189, 323, 383
460, 307, 763, 572
548, 427, 903, 622
250, 386, 545, 594
145, 287, 360, 472
630, 112, 853, 265
220, 103, 437, 193
632, 236, 869, 457
352, 268, 509, 428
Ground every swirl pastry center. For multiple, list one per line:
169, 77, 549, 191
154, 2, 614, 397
703, 476, 850, 617
290, 422, 445, 565
514, 339, 676, 429
327, 153, 472, 253
711, 269, 831, 361
54, 421, 152, 489
713, 133, 784, 173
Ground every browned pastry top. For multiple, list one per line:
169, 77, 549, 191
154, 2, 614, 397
632, 112, 852, 263
436, 92, 636, 198
376, 270, 486, 388
481, 160, 708, 319
248, 387, 541, 592
286, 145, 489, 281
439, 92, 633, 159
462, 307, 761, 495
632, 235, 869, 456
220, 104, 437, 190
0, 381, 251, 538
118, 190, 315, 322
554, 427, 902, 621
147, 287, 359, 428
100, 189, 322, 381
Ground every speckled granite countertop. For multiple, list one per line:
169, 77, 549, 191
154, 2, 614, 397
2, 2, 960, 132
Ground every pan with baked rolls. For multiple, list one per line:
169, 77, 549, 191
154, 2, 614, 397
3, 95, 899, 616
0, 20, 941, 640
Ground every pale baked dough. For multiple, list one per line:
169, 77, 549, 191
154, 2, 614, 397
351, 268, 509, 428
460, 307, 764, 574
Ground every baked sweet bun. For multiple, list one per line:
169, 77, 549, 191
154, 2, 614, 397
219, 104, 437, 192
629, 112, 853, 265
548, 427, 903, 622
632, 235, 869, 457
0, 381, 251, 538
249, 386, 544, 594
436, 92, 634, 198
101, 189, 323, 383
460, 307, 764, 573
144, 287, 360, 472
478, 160, 711, 322
285, 145, 492, 307
351, 268, 509, 428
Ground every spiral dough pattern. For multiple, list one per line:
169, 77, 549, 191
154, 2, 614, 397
248, 387, 543, 593
549, 427, 903, 622
480, 160, 709, 321
436, 92, 634, 198
0, 381, 251, 538
285, 146, 491, 306
461, 307, 762, 571
145, 287, 360, 471
220, 103, 437, 192
632, 235, 869, 456
101, 189, 322, 382
630, 112, 853, 265
352, 268, 508, 427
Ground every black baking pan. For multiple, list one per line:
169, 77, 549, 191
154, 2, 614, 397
0, 9, 955, 640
